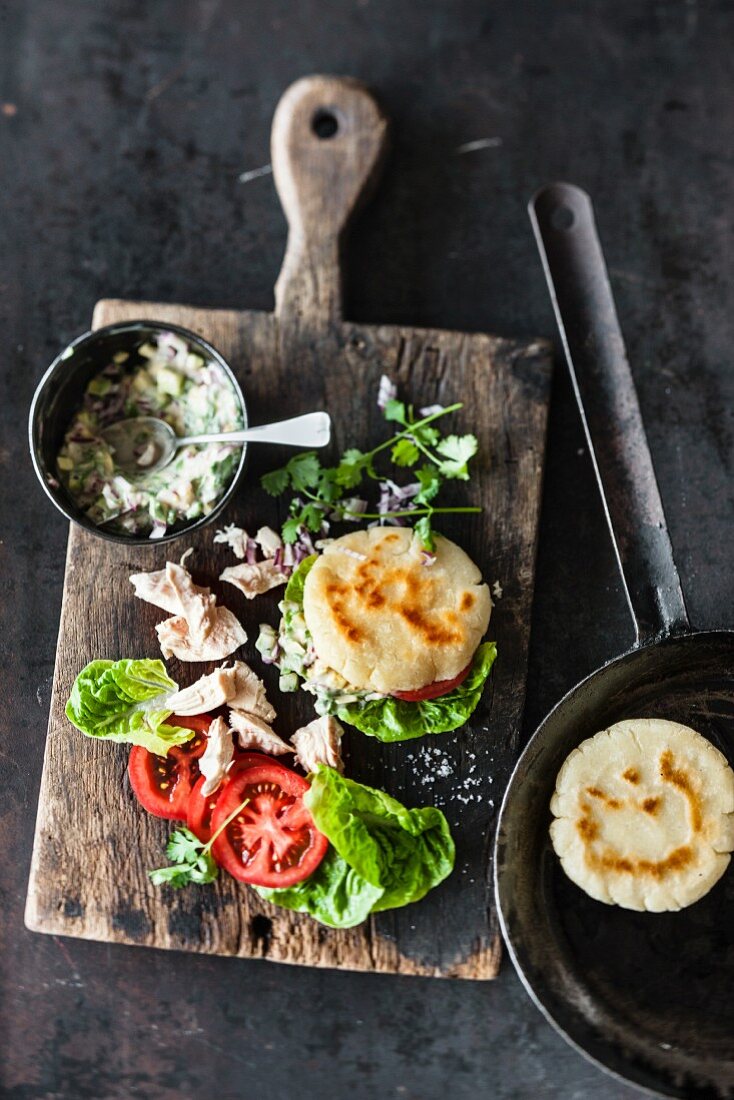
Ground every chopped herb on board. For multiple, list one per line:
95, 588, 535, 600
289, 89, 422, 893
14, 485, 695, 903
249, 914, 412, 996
260, 379, 480, 551
148, 798, 250, 889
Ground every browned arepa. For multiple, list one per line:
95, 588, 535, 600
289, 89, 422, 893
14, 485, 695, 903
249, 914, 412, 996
302, 528, 491, 695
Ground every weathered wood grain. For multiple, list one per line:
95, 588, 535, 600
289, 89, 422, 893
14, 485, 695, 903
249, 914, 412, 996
25, 77, 552, 979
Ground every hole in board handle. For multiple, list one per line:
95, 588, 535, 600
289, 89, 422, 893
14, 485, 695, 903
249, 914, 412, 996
311, 109, 339, 139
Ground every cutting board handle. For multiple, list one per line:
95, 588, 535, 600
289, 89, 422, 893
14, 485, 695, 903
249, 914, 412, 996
271, 75, 388, 327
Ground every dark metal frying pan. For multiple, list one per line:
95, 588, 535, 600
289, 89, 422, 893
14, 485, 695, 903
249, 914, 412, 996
494, 183, 734, 1098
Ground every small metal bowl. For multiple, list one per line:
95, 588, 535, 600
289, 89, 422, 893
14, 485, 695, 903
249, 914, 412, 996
28, 319, 248, 546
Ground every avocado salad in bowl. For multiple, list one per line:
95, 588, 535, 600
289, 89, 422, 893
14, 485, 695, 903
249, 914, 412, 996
30, 320, 247, 545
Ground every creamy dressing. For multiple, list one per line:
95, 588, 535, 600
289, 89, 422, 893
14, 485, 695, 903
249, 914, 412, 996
57, 330, 243, 537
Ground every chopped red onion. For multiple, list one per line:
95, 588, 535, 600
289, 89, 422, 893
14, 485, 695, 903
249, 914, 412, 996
297, 527, 316, 555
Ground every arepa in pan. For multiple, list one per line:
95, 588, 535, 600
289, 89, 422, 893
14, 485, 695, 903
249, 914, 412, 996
550, 718, 734, 911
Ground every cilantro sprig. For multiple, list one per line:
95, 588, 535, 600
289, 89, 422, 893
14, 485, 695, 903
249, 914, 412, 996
148, 797, 250, 889
263, 393, 481, 554
261, 390, 480, 551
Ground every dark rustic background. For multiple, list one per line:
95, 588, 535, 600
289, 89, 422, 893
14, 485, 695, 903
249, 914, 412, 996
3, 1, 733, 1097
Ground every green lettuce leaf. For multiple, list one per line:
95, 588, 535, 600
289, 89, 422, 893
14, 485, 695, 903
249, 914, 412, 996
65, 658, 193, 756
283, 554, 317, 604
307, 767, 454, 910
254, 848, 382, 929
337, 641, 497, 742
257, 768, 455, 927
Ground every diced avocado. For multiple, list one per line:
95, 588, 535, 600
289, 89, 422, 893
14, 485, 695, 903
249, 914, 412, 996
57, 455, 74, 471
138, 342, 157, 359
157, 367, 184, 397
185, 353, 204, 371
279, 671, 299, 693
112, 351, 129, 364
87, 376, 112, 397
131, 368, 153, 394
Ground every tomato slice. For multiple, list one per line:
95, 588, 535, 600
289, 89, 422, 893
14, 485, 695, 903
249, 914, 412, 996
186, 775, 220, 842
210, 758, 328, 888
186, 752, 271, 842
128, 714, 211, 821
391, 662, 472, 702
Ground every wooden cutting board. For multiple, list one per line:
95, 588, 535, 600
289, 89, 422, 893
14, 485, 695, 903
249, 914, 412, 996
25, 76, 552, 979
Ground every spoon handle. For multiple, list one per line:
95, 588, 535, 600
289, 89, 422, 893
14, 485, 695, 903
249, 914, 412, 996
179, 411, 331, 449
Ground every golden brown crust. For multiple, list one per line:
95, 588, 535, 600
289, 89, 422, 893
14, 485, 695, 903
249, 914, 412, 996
302, 527, 491, 693
550, 719, 734, 911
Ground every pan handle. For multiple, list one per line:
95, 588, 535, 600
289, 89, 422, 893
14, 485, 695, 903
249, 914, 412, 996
529, 182, 690, 645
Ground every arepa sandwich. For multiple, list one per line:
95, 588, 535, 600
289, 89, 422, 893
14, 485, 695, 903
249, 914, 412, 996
257, 527, 496, 742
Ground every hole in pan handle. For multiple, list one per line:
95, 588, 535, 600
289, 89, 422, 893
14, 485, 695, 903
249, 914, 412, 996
529, 182, 690, 647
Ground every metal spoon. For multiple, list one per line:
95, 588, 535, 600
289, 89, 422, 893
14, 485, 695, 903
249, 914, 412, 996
101, 411, 331, 477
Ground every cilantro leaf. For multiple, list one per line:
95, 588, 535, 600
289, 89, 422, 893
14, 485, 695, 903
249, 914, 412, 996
414, 465, 441, 505
435, 434, 478, 479
261, 466, 290, 496
301, 502, 327, 532
282, 516, 302, 544
391, 438, 419, 467
384, 399, 407, 424
414, 515, 435, 552
187, 853, 219, 885
314, 468, 342, 504
261, 452, 322, 497
335, 448, 369, 488
286, 452, 322, 492
166, 828, 202, 863
148, 865, 195, 889
411, 424, 440, 448
149, 827, 219, 890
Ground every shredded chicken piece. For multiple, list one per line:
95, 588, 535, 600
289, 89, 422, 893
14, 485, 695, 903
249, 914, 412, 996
165, 661, 275, 722
213, 523, 250, 559
166, 561, 217, 641
227, 662, 276, 722
132, 559, 247, 662
292, 716, 344, 774
199, 716, 235, 796
255, 526, 283, 558
220, 559, 289, 599
130, 566, 211, 616
165, 667, 235, 715
156, 608, 247, 662
228, 710, 293, 756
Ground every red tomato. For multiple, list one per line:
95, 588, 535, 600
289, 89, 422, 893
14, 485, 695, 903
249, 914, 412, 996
186, 752, 272, 842
391, 662, 472, 702
210, 758, 328, 888
186, 775, 220, 842
128, 714, 211, 821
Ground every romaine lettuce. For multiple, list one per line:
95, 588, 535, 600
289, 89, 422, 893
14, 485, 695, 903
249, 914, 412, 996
337, 642, 497, 742
283, 554, 317, 604
66, 658, 193, 756
255, 848, 382, 928
257, 767, 454, 927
